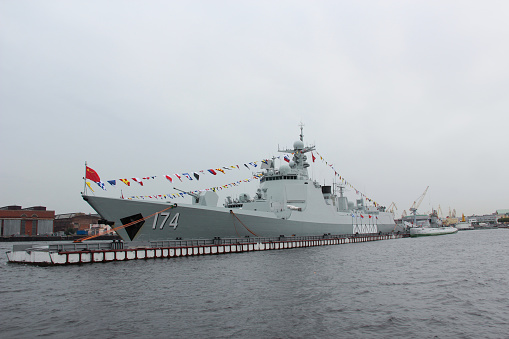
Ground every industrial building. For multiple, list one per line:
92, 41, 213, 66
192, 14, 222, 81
0, 205, 55, 236
54, 213, 107, 234
467, 209, 509, 225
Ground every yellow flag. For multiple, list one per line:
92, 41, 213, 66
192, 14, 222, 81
86, 181, 95, 192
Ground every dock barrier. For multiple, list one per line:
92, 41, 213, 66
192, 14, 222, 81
6, 233, 408, 266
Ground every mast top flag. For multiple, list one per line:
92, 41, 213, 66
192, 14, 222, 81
84, 162, 101, 195
86, 166, 101, 182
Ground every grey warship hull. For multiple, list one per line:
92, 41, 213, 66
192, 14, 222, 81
84, 195, 404, 242
83, 127, 403, 242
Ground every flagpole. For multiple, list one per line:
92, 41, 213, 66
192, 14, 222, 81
84, 161, 87, 195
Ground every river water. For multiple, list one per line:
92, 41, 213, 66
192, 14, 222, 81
1, 229, 508, 338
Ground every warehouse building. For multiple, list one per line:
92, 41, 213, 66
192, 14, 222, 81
0, 205, 55, 236
54, 213, 103, 234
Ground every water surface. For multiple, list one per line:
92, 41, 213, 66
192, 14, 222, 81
1, 229, 508, 338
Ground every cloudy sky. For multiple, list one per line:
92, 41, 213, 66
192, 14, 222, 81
1, 0, 508, 218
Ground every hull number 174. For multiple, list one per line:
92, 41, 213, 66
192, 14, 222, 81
152, 212, 180, 230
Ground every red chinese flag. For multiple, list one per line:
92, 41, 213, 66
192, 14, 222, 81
86, 166, 101, 182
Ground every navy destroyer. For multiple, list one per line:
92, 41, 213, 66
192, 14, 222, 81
83, 128, 404, 241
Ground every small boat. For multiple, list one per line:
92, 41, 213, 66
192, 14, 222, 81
403, 210, 458, 237
455, 221, 474, 231
409, 226, 458, 237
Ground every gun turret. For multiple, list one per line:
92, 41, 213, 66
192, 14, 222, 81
173, 187, 200, 203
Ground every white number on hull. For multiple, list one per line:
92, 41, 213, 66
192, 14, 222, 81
152, 212, 180, 230
353, 224, 378, 234
169, 213, 180, 230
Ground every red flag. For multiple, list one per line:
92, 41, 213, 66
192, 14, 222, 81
165, 175, 173, 183
86, 166, 101, 182
132, 178, 144, 186
312, 153, 316, 162
369, 215, 372, 218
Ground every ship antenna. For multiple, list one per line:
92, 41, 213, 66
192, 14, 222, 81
299, 122, 304, 142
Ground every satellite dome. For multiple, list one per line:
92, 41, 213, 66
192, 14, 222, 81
293, 140, 304, 150
288, 160, 295, 168
279, 164, 291, 175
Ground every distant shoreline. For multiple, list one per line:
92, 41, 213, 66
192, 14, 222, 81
0, 235, 121, 242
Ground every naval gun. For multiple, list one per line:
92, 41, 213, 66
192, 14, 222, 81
173, 187, 218, 206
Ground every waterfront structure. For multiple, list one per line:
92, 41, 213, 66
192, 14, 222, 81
0, 205, 54, 236
7, 233, 408, 266
54, 213, 106, 234
467, 213, 499, 226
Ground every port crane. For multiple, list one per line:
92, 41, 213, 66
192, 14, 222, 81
387, 202, 398, 214
409, 186, 429, 225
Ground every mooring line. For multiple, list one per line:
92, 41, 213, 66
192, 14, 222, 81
74, 204, 177, 243
229, 210, 259, 237
230, 210, 241, 237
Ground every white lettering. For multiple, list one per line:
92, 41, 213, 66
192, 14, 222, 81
169, 213, 180, 230
353, 224, 378, 234
152, 212, 180, 230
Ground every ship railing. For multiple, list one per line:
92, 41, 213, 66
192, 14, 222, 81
149, 232, 391, 248
48, 240, 124, 252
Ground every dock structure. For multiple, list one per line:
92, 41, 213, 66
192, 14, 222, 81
6, 233, 408, 266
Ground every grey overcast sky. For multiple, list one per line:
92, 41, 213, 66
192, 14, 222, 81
1, 0, 508, 217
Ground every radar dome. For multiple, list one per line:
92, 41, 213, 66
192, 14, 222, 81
293, 140, 304, 150
288, 160, 295, 168
279, 164, 291, 175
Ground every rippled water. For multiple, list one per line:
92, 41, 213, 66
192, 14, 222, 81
1, 229, 508, 338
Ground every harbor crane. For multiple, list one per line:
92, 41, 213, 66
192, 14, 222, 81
387, 202, 398, 214
409, 186, 429, 225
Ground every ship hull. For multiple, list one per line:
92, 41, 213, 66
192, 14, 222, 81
409, 227, 458, 237
84, 195, 404, 242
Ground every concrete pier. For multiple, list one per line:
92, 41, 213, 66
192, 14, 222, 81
6, 233, 408, 266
